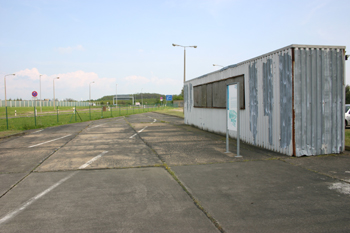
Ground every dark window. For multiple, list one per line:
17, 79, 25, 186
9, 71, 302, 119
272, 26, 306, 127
193, 75, 245, 109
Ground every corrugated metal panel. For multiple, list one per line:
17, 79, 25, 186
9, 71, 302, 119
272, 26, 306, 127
294, 47, 345, 156
184, 44, 345, 156
184, 47, 293, 155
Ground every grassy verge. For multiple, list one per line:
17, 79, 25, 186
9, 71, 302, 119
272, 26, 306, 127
0, 130, 23, 138
154, 108, 184, 118
0, 106, 176, 136
345, 129, 350, 147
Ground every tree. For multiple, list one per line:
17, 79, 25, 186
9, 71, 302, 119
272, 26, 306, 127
346, 85, 350, 104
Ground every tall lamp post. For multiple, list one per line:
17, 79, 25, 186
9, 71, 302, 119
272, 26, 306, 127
39, 74, 43, 112
53, 77, 59, 110
115, 84, 118, 107
213, 64, 224, 68
89, 81, 95, 104
172, 44, 197, 83
4, 74, 15, 107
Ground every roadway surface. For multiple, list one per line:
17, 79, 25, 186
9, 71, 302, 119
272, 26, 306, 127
0, 112, 350, 232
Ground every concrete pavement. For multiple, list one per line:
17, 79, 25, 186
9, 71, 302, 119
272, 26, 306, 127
0, 112, 349, 232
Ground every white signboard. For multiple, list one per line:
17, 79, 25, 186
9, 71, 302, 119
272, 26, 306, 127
226, 82, 241, 157
227, 84, 238, 131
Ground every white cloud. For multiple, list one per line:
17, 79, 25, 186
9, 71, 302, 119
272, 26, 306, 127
3, 68, 182, 101
4, 68, 117, 101
15, 68, 40, 80
55, 45, 85, 54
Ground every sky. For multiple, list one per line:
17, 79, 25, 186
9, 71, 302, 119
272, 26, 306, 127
0, 0, 349, 101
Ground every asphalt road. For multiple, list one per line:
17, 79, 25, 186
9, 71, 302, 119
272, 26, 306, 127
0, 112, 350, 232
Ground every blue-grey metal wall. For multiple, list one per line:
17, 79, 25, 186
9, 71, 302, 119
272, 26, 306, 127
184, 44, 346, 156
294, 47, 345, 156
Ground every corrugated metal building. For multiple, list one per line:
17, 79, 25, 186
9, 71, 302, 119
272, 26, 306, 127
184, 44, 346, 156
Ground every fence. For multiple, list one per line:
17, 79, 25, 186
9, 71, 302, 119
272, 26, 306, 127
0, 104, 178, 131
0, 100, 93, 108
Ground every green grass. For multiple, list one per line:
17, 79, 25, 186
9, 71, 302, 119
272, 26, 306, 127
345, 129, 350, 147
154, 108, 184, 118
0, 106, 85, 117
0, 105, 175, 133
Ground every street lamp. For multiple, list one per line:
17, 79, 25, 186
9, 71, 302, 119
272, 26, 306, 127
115, 84, 118, 107
89, 81, 95, 105
39, 74, 43, 112
172, 44, 197, 83
4, 73, 15, 107
53, 77, 59, 110
213, 64, 224, 68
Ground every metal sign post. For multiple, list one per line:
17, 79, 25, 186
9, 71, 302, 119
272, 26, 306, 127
226, 82, 241, 158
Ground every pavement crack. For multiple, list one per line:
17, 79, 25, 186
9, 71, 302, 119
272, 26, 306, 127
0, 122, 92, 199
278, 157, 350, 184
124, 115, 225, 233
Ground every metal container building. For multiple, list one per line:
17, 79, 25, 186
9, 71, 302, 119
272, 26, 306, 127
184, 44, 346, 156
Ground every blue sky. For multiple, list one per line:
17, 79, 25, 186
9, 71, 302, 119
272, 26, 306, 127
0, 0, 349, 101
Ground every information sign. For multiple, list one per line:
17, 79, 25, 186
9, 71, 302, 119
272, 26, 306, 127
227, 85, 238, 131
226, 83, 241, 157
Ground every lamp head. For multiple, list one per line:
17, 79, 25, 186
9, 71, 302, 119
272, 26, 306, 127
193, 46, 197, 48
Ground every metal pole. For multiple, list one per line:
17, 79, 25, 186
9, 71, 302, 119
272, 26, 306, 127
40, 75, 42, 113
53, 77, 59, 110
184, 48, 186, 83
4, 74, 15, 107
6, 107, 8, 130
236, 85, 241, 158
4, 76, 7, 107
226, 85, 229, 153
34, 106, 36, 126
57, 108, 59, 122
53, 79, 55, 110
116, 84, 118, 108
89, 81, 94, 106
